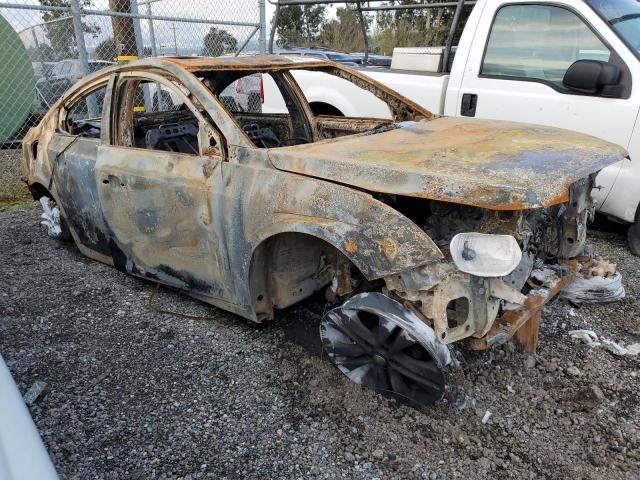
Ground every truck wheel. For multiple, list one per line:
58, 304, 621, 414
628, 221, 640, 256
320, 292, 450, 408
310, 102, 344, 117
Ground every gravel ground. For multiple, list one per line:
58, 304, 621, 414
1, 203, 639, 480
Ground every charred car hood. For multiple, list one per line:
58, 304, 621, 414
268, 117, 627, 210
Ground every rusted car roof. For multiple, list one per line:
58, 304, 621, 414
162, 54, 328, 72
269, 117, 628, 210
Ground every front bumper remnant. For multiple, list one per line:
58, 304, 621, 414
467, 260, 578, 352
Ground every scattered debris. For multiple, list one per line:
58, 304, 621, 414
38, 197, 62, 238
481, 410, 492, 424
23, 380, 47, 406
601, 340, 640, 356
372, 449, 385, 460
569, 329, 599, 346
582, 257, 617, 277
451, 391, 476, 413
566, 366, 581, 376
524, 355, 537, 369
560, 258, 625, 303
569, 329, 640, 356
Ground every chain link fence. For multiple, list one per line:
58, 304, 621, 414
0, 0, 266, 188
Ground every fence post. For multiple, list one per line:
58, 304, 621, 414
131, 0, 152, 111
258, 0, 266, 53
70, 0, 98, 116
144, 1, 158, 56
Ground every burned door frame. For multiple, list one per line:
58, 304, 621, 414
95, 70, 234, 303
48, 75, 116, 260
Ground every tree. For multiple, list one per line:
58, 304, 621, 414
201, 27, 238, 57
95, 38, 116, 61
95, 38, 151, 61
275, 5, 326, 48
371, 0, 471, 54
320, 7, 371, 53
109, 0, 137, 57
39, 0, 99, 60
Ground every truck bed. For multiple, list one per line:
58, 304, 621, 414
358, 66, 449, 115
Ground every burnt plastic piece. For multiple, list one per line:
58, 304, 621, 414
145, 123, 199, 154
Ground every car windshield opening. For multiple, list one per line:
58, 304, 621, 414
197, 66, 427, 149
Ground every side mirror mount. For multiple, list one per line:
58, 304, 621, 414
563, 59, 622, 97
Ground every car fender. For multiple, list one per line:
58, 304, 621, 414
235, 164, 444, 282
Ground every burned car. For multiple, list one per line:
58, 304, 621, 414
22, 56, 626, 407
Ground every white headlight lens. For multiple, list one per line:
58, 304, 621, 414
450, 233, 522, 277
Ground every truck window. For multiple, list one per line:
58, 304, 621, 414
482, 5, 611, 87
587, 0, 640, 56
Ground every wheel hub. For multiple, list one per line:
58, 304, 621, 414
372, 353, 387, 366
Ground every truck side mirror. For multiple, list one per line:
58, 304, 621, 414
563, 59, 622, 98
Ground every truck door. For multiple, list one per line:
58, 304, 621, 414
454, 0, 640, 208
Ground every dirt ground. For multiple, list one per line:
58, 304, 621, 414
1, 201, 639, 480
0, 150, 31, 207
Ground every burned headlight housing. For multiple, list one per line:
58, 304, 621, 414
450, 233, 522, 277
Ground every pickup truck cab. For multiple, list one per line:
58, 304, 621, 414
265, 0, 640, 253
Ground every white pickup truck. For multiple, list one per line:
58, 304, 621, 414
264, 0, 640, 254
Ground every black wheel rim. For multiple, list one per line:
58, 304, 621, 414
320, 294, 446, 408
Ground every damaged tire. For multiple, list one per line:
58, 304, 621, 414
320, 292, 450, 408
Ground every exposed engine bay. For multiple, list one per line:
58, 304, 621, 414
373, 174, 624, 347
381, 176, 594, 264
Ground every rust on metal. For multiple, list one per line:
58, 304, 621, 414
269, 117, 627, 210
468, 260, 578, 351
21, 55, 625, 358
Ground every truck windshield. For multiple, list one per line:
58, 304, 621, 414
587, 0, 640, 55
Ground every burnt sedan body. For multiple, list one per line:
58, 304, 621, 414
22, 55, 627, 407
